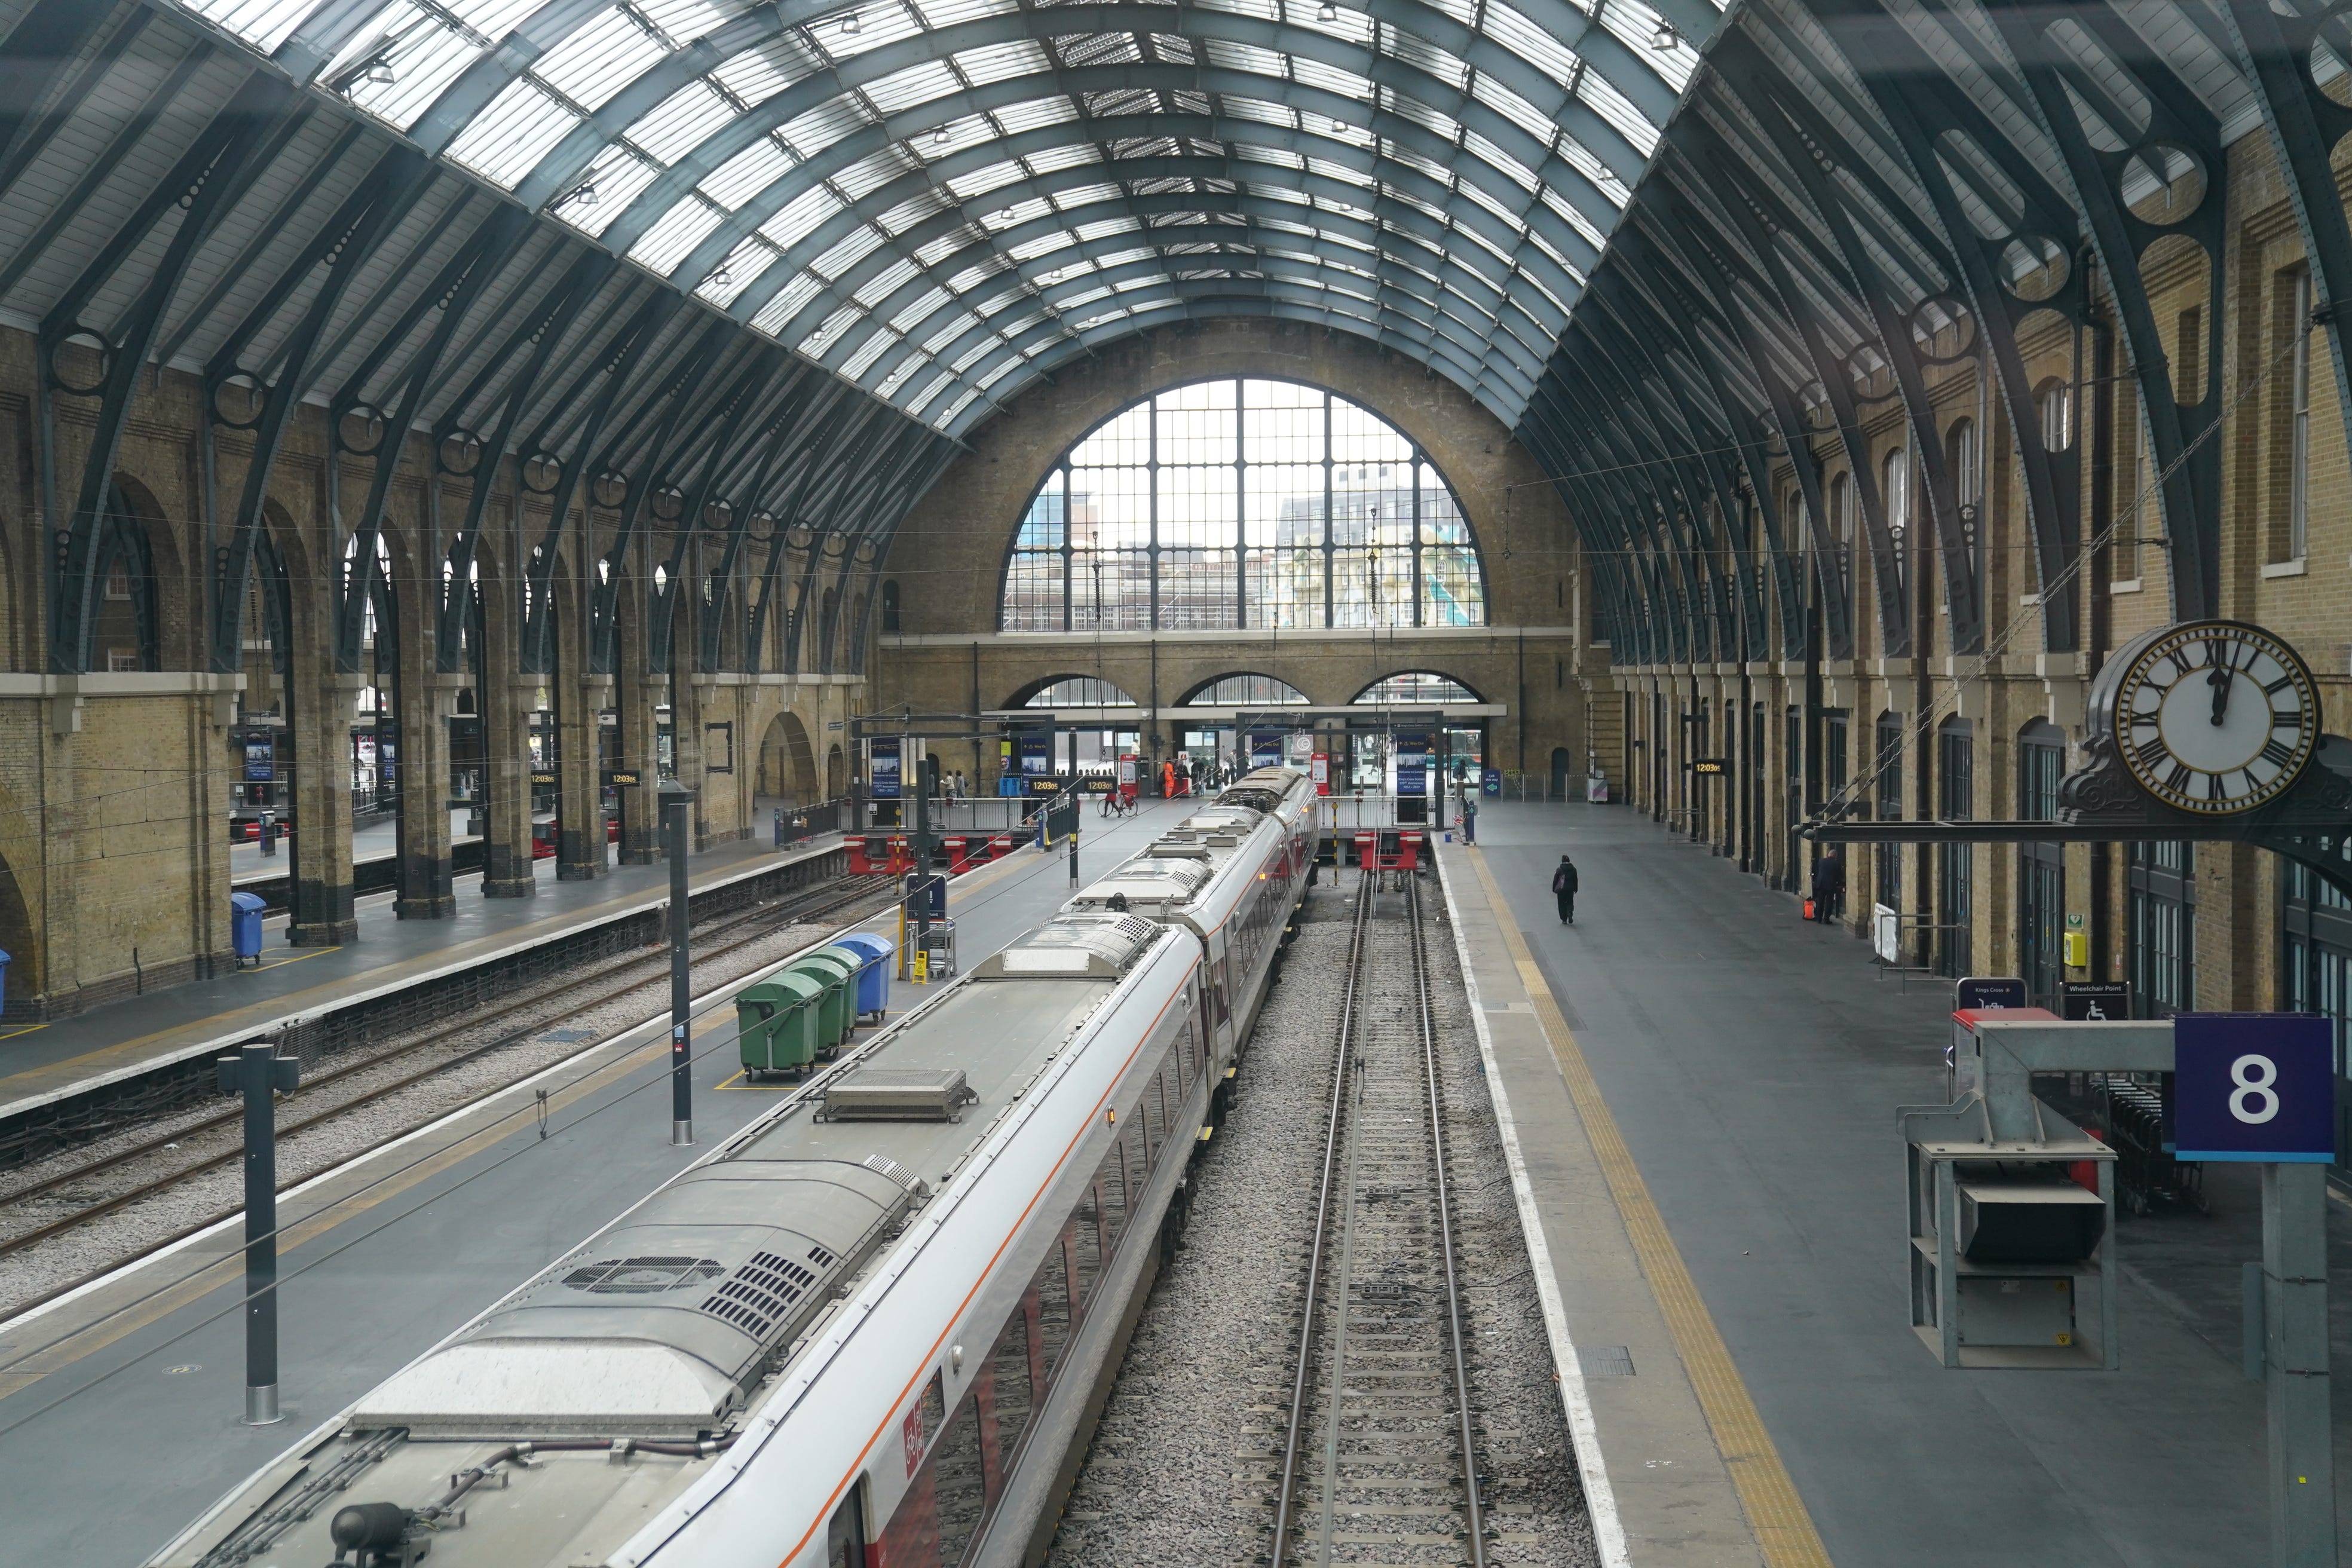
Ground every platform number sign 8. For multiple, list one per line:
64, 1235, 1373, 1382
2173, 1015, 2332, 1162
2229, 1054, 2280, 1125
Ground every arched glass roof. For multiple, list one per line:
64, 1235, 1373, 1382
182, 0, 1725, 434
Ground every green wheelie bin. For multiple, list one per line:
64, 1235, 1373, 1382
737, 972, 826, 1080
788, 948, 860, 1058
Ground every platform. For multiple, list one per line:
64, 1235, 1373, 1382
1437, 803, 2352, 1568
225, 810, 479, 889
0, 800, 1196, 1568
0, 832, 847, 1128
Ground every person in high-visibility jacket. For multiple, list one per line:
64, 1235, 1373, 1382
1161, 760, 1177, 798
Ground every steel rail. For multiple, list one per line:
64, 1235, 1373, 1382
1409, 875, 1488, 1566
1266, 868, 1374, 1567
0, 874, 891, 1267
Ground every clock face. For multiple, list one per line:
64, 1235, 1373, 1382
2115, 622, 2316, 814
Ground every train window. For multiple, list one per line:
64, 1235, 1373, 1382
825, 1487, 867, 1568
1122, 1121, 1147, 1212
1211, 957, 1230, 1024
1033, 1247, 1071, 1379
917, 1371, 947, 1457
931, 1392, 988, 1565
989, 1308, 1035, 1470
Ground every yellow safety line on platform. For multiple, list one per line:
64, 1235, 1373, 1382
1464, 847, 1833, 1568
247, 945, 342, 972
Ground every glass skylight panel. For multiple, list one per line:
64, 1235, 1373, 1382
332, 6, 489, 130
1074, 216, 1143, 242
781, 97, 877, 156
880, 188, 956, 235
887, 287, 950, 333
938, 387, 984, 425
712, 42, 818, 106
811, 223, 886, 278
824, 1, 927, 64
702, 139, 797, 209
902, 369, 957, 414
448, 80, 582, 189
1576, 66, 1659, 158
754, 272, 828, 332
1236, 143, 1305, 171
1150, 33, 1199, 66
915, 0, 1021, 27
855, 256, 922, 306
995, 98, 1081, 134
985, 196, 1056, 229
697, 241, 778, 305
1220, 96, 1293, 128
1552, 133, 1627, 203
630, 197, 727, 272
1471, 71, 1560, 148
1539, 182, 1607, 250
1202, 38, 1286, 76
1386, 30, 1472, 93
1196, 0, 1281, 22
915, 308, 975, 352
1481, 1, 1582, 88
800, 304, 864, 356
1464, 130, 1537, 191
1056, 284, 1115, 311
1009, 228, 1079, 262
944, 159, 1027, 202
952, 335, 999, 372
1024, 145, 1101, 176
1054, 182, 1123, 210
535, 8, 667, 112
841, 326, 898, 378
865, 59, 961, 116
182, 0, 319, 52
1384, 91, 1461, 142
1597, 0, 1698, 91
761, 183, 846, 250
631, 80, 739, 164
916, 226, 981, 267
550, 145, 660, 232
956, 39, 1053, 87
837, 146, 919, 201
1058, 32, 1143, 68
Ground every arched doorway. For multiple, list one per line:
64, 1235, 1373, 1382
1550, 746, 1571, 799
0, 807, 33, 1018
826, 743, 846, 798
758, 712, 817, 804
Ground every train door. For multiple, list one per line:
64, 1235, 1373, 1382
826, 1484, 868, 1567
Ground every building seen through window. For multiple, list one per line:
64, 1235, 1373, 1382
1003, 378, 1484, 632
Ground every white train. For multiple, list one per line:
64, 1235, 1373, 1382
153, 767, 1318, 1568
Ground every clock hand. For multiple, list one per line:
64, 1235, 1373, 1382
2207, 641, 2235, 725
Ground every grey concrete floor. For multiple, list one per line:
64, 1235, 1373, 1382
1475, 799, 2348, 1567
0, 800, 1190, 1568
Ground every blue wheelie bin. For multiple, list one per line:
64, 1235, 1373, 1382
229, 891, 267, 969
834, 933, 895, 1021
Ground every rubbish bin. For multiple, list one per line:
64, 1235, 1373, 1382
918, 917, 957, 981
834, 932, 895, 1019
737, 972, 825, 1079
788, 950, 860, 1055
229, 891, 267, 968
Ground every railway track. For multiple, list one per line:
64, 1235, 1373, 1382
0, 871, 902, 1303
1268, 869, 1487, 1568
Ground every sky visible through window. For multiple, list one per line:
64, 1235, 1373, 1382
1003, 379, 1484, 632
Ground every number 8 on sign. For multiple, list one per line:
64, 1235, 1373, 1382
2229, 1054, 2280, 1124
2173, 1015, 2331, 1162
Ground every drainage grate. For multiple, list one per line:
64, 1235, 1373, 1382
1579, 1345, 1636, 1377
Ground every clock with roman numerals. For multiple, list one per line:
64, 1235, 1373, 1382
2112, 620, 2317, 814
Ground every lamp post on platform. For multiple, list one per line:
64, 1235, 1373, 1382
660, 779, 698, 1146
218, 1040, 299, 1425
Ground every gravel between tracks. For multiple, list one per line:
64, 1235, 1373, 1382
1048, 873, 1596, 1567
0, 918, 846, 1319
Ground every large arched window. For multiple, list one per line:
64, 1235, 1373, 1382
1355, 672, 1480, 704
1179, 673, 1310, 705
1002, 378, 1485, 633
1021, 676, 1138, 708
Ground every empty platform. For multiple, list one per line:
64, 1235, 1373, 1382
1440, 802, 2352, 1568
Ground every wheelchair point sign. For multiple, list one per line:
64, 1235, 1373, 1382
2172, 1013, 2334, 1163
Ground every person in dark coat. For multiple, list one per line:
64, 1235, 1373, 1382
1551, 853, 1579, 924
1811, 847, 1845, 923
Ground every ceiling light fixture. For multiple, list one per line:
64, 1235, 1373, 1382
1318, 0, 1337, 17
362, 54, 396, 85
1650, 19, 1679, 48
566, 178, 599, 207
840, 8, 861, 33
933, 124, 951, 145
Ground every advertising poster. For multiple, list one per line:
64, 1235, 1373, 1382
871, 737, 902, 799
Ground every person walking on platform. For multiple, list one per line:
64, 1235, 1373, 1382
1811, 847, 1845, 923
1551, 853, 1579, 924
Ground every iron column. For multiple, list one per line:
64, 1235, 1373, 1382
659, 779, 698, 1144
218, 1040, 299, 1425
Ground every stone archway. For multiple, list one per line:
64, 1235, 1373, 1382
0, 779, 35, 1016
826, 742, 846, 798
758, 710, 817, 804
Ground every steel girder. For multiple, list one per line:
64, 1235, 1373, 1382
39, 68, 301, 674
2219, 1, 2352, 516
1977, 0, 2231, 626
